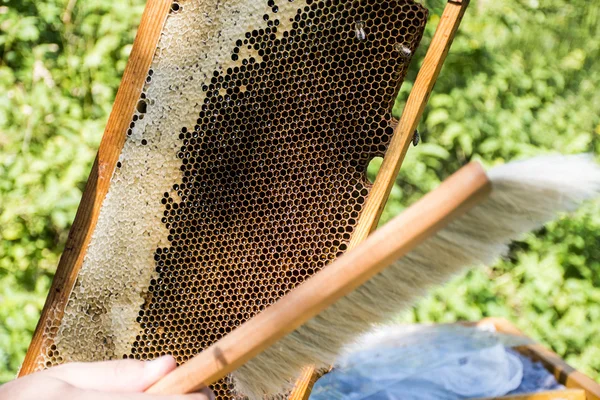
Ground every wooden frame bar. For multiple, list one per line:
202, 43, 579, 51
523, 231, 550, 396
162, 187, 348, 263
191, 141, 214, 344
19, 0, 173, 376
474, 389, 586, 400
348, 0, 470, 246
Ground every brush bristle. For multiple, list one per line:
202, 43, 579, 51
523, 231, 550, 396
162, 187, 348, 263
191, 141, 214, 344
230, 154, 600, 399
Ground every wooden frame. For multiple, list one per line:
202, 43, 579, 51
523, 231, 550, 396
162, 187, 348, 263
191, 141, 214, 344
21, 1, 470, 399
475, 318, 600, 400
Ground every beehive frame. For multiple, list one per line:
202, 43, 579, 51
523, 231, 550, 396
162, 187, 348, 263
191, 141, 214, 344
20, 0, 469, 398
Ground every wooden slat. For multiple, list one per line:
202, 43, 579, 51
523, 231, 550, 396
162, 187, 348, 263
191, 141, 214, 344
288, 0, 470, 397
474, 389, 586, 400
479, 318, 600, 400
19, 0, 172, 376
288, 366, 322, 400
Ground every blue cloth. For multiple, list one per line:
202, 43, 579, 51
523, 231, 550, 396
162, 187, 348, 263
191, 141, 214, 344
309, 325, 563, 400
508, 350, 563, 394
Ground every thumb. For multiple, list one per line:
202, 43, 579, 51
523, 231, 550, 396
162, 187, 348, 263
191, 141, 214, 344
43, 355, 178, 392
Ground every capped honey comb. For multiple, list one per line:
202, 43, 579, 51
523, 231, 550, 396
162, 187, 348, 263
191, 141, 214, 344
32, 0, 427, 398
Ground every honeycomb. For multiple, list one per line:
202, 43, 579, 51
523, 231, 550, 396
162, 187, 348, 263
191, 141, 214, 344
34, 0, 427, 398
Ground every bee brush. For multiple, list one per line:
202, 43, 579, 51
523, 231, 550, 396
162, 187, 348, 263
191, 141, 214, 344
147, 155, 600, 399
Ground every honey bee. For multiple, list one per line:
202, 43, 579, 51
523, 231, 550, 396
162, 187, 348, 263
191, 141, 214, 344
355, 20, 366, 41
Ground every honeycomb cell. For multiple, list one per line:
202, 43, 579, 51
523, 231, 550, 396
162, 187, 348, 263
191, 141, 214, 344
37, 0, 427, 399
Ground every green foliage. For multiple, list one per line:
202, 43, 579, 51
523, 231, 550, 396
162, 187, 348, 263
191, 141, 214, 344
1, 0, 599, 385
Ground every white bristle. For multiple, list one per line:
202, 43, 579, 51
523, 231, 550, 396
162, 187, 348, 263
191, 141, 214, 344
230, 154, 600, 399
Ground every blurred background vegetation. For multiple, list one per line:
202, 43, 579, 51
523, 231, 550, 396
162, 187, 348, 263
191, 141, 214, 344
0, 0, 599, 385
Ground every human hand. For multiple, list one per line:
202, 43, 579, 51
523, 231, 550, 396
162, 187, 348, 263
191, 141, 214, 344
0, 355, 214, 400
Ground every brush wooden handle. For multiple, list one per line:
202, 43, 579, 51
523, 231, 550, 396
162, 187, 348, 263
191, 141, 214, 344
146, 161, 492, 395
